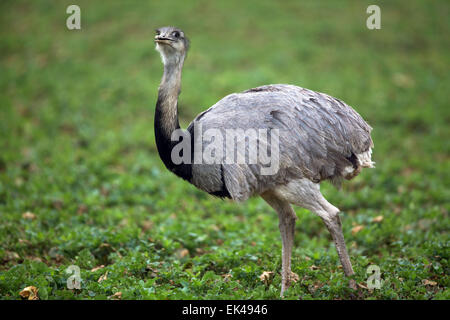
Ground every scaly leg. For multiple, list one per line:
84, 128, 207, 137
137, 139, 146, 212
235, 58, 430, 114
306, 194, 355, 287
268, 179, 355, 289
321, 214, 354, 277
261, 192, 298, 297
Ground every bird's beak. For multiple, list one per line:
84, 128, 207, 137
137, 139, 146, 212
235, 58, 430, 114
154, 37, 173, 45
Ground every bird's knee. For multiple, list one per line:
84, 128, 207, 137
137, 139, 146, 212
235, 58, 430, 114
315, 207, 339, 221
315, 206, 342, 231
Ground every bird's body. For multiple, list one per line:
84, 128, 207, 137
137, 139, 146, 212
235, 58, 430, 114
153, 26, 374, 297
186, 84, 373, 201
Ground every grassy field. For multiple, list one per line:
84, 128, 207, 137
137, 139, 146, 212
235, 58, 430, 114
0, 0, 449, 300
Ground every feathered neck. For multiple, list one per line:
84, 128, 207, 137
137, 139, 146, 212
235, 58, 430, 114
154, 58, 191, 179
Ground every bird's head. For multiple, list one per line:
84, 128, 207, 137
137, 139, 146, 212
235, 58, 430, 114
155, 26, 189, 66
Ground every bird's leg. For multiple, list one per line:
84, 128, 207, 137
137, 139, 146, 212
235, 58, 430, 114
278, 208, 298, 295
322, 214, 354, 276
261, 193, 298, 297
320, 211, 356, 290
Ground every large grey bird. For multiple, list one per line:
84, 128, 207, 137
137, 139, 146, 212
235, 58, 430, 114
154, 26, 374, 297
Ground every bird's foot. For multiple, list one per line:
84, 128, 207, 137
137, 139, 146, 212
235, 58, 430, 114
280, 271, 299, 298
348, 278, 357, 290
283, 271, 299, 288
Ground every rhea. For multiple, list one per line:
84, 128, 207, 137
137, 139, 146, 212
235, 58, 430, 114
154, 26, 374, 296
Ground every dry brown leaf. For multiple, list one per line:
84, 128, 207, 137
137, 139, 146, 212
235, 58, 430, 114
100, 187, 109, 197
19, 286, 39, 300
357, 282, 369, 290
422, 279, 437, 286
222, 273, 232, 282
18, 239, 31, 245
146, 265, 159, 277
111, 165, 125, 174
109, 292, 122, 300
372, 216, 384, 223
4, 251, 20, 261
195, 248, 205, 255
77, 204, 88, 215
15, 177, 24, 187
119, 218, 129, 227
309, 265, 320, 271
22, 211, 36, 220
259, 271, 274, 285
176, 248, 189, 259
91, 265, 105, 272
397, 185, 406, 194
418, 219, 433, 230
140, 220, 153, 231
210, 225, 220, 231
308, 281, 324, 294
403, 224, 412, 232
352, 225, 364, 235
290, 272, 299, 283
98, 271, 108, 283
27, 256, 43, 263
52, 200, 63, 210
392, 73, 415, 88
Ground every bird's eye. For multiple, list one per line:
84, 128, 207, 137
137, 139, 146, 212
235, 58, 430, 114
172, 31, 180, 38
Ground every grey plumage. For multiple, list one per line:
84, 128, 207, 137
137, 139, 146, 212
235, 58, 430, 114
153, 26, 375, 297
189, 84, 373, 201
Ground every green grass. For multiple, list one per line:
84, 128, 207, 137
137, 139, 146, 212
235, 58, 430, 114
0, 0, 449, 300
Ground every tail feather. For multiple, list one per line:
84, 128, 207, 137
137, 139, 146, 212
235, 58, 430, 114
341, 148, 374, 181
357, 148, 375, 168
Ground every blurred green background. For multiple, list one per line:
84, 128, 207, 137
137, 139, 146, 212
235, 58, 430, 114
0, 0, 448, 299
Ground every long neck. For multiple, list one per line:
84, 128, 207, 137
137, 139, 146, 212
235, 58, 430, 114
154, 59, 188, 175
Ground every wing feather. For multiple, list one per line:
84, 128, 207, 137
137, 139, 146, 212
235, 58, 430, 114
188, 84, 373, 201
